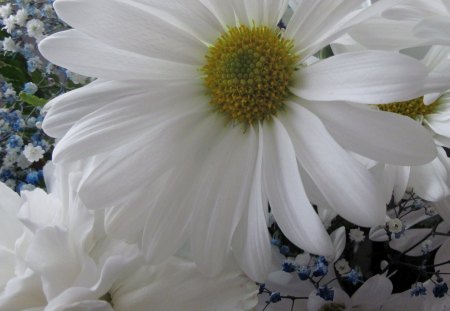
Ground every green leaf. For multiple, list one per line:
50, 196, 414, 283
19, 92, 48, 107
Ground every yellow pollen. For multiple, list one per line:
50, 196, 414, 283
377, 97, 440, 120
202, 25, 298, 127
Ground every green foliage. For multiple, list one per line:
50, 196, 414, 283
19, 92, 48, 107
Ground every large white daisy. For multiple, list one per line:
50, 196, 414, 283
40, 0, 439, 281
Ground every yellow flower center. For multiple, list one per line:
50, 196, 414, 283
202, 25, 298, 127
377, 97, 440, 120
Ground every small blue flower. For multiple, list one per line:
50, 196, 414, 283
344, 269, 362, 285
258, 283, 265, 294
271, 238, 282, 247
7, 135, 23, 148
281, 261, 297, 273
25, 170, 41, 185
268, 292, 282, 303
433, 282, 448, 298
297, 265, 311, 280
317, 286, 334, 301
410, 283, 427, 297
279, 245, 290, 256
23, 82, 38, 94
312, 257, 329, 277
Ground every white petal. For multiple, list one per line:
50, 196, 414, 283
351, 275, 393, 309
53, 0, 207, 65
434, 237, 450, 281
409, 147, 450, 202
78, 109, 211, 211
232, 126, 271, 282
130, 0, 224, 44
282, 102, 385, 227
330, 227, 346, 261
52, 87, 205, 163
39, 30, 197, 80
199, 0, 236, 29
190, 126, 258, 275
287, 0, 401, 58
262, 118, 333, 256
113, 256, 258, 311
383, 164, 410, 204
139, 116, 224, 265
305, 101, 437, 165
0, 271, 47, 310
231, 0, 288, 27
43, 80, 151, 138
0, 182, 22, 250
292, 51, 428, 104
415, 16, 450, 46
435, 196, 450, 225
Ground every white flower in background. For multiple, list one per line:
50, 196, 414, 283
349, 228, 365, 242
0, 3, 12, 19
1, 37, 19, 53
40, 0, 439, 281
335, 259, 352, 276
14, 8, 28, 27
2, 15, 16, 34
23, 143, 45, 162
26, 19, 45, 41
332, 36, 450, 203
387, 218, 404, 234
307, 274, 393, 311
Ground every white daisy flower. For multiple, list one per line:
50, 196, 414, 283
26, 19, 45, 41
40, 0, 439, 281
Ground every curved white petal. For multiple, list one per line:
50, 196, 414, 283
113, 257, 258, 311
39, 30, 197, 80
262, 118, 333, 256
435, 196, 450, 225
0, 183, 22, 250
282, 102, 385, 227
52, 87, 206, 163
190, 126, 258, 275
305, 101, 437, 165
434, 237, 450, 282
351, 275, 392, 309
415, 16, 450, 46
199, 0, 236, 29
43, 80, 154, 138
139, 116, 224, 265
53, 0, 207, 65
78, 109, 211, 211
292, 51, 428, 104
409, 147, 450, 202
383, 164, 410, 204
232, 126, 271, 283
231, 0, 288, 27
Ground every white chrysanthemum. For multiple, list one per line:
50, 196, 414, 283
26, 19, 45, 41
40, 0, 439, 281
23, 143, 45, 163
14, 9, 28, 27
2, 15, 16, 34
0, 3, 12, 19
1, 37, 19, 53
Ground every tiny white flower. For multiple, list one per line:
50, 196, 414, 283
2, 15, 15, 34
16, 154, 31, 169
335, 259, 351, 275
4, 86, 16, 97
35, 121, 43, 129
1, 37, 19, 53
421, 239, 433, 254
349, 228, 365, 242
387, 218, 404, 234
26, 19, 45, 41
65, 70, 89, 84
0, 3, 12, 19
14, 9, 28, 27
23, 143, 45, 163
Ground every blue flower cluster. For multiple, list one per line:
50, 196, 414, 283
0, 0, 90, 192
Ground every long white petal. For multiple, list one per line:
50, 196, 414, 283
292, 51, 428, 104
53, 0, 206, 65
190, 126, 258, 275
262, 118, 333, 256
232, 126, 271, 282
39, 30, 197, 80
282, 102, 385, 227
305, 101, 437, 165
